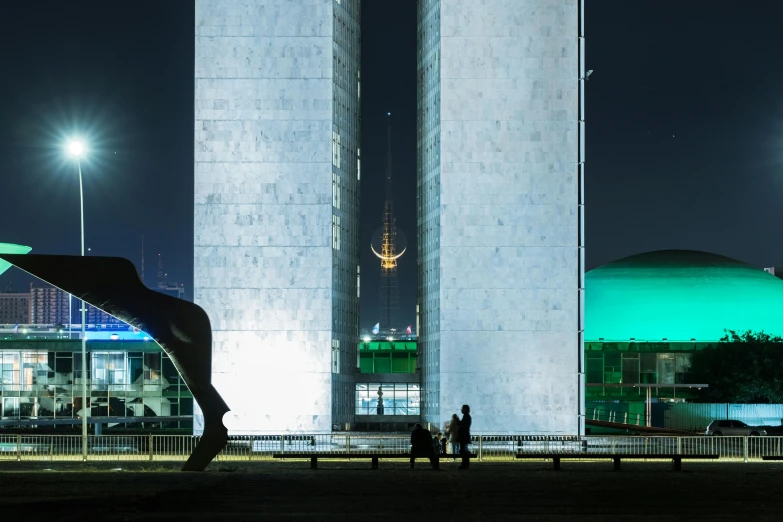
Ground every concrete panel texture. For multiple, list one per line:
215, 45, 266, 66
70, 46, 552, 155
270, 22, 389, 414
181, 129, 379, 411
427, 0, 580, 434
195, 0, 349, 433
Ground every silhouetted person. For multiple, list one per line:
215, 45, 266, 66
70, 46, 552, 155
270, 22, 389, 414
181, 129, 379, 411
447, 413, 461, 461
458, 404, 472, 469
433, 432, 444, 455
409, 423, 439, 470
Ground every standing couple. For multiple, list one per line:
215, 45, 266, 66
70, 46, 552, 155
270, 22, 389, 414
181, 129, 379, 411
446, 404, 472, 469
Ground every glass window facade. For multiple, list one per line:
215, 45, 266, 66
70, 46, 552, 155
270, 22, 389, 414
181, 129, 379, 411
330, 0, 361, 428
355, 383, 420, 416
0, 341, 192, 429
417, 0, 442, 431
585, 342, 699, 400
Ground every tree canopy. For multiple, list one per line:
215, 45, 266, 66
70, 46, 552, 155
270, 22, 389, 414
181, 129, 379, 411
688, 330, 783, 403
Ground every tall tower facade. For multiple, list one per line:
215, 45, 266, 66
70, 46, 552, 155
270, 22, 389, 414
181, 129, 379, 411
417, 0, 584, 434
373, 118, 404, 332
194, 0, 361, 433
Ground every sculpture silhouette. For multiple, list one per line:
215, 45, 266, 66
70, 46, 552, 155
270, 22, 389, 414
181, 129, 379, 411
0, 242, 31, 276
0, 253, 229, 471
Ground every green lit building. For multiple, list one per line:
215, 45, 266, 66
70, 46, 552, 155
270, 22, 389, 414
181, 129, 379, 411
584, 250, 783, 418
354, 339, 420, 431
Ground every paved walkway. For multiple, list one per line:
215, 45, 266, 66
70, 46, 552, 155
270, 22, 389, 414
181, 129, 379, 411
1, 461, 782, 520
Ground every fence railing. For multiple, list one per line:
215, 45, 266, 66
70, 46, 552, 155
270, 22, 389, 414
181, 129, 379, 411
587, 407, 644, 426
1, 434, 783, 463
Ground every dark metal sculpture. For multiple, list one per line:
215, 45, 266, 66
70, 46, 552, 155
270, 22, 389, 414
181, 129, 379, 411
0, 253, 229, 471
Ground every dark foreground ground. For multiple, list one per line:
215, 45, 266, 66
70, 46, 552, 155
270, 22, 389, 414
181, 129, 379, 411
1, 460, 782, 521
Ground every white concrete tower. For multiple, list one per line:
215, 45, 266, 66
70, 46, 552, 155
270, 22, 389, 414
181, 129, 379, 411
417, 0, 584, 434
194, 0, 361, 433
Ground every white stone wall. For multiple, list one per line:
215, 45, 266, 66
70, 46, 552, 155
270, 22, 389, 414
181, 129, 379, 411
194, 0, 338, 433
430, 0, 581, 434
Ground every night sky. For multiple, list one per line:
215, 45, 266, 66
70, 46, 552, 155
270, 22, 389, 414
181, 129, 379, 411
1, 1, 783, 332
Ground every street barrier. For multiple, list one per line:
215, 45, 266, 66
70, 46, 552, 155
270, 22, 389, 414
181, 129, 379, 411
1, 433, 782, 463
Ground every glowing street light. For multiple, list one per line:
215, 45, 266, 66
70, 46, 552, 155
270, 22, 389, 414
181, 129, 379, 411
66, 138, 88, 460
67, 139, 86, 159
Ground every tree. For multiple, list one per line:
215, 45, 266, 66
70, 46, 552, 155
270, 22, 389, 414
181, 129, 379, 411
687, 330, 783, 403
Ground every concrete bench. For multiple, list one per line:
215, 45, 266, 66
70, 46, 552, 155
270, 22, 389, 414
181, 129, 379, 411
515, 453, 719, 471
273, 453, 478, 469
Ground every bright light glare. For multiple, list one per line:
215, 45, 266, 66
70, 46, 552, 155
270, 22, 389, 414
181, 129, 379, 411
67, 139, 86, 158
362, 336, 371, 343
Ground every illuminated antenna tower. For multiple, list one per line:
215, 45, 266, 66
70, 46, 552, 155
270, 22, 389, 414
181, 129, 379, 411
372, 113, 406, 332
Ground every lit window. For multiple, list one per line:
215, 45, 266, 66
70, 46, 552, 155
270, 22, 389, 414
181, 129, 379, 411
332, 173, 341, 210
332, 131, 341, 168
356, 266, 360, 298
357, 148, 361, 181
332, 215, 341, 251
332, 340, 340, 374
91, 352, 127, 390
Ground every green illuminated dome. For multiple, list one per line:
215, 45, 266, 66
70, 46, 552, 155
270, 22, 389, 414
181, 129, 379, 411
0, 243, 32, 276
585, 250, 783, 342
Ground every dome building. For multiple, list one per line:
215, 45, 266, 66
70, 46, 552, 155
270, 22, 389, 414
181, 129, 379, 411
586, 250, 783, 342
584, 250, 783, 417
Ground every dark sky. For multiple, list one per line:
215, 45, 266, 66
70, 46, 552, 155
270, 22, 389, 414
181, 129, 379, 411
588, 1, 783, 269
2, 1, 783, 330
360, 2, 418, 330
0, 1, 195, 296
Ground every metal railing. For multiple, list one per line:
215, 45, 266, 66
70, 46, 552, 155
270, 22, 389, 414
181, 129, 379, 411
587, 407, 644, 426
1, 433, 783, 463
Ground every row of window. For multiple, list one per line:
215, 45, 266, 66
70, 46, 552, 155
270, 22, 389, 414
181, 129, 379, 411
331, 0, 361, 426
585, 352, 693, 385
0, 350, 191, 425
1, 396, 193, 422
0, 350, 186, 395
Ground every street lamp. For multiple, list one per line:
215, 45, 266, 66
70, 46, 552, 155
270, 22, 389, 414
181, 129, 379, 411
66, 138, 88, 461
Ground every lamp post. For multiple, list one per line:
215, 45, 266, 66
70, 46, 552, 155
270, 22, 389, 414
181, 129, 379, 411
67, 139, 88, 461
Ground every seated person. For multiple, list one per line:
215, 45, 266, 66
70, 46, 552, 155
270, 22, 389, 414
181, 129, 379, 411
410, 423, 439, 470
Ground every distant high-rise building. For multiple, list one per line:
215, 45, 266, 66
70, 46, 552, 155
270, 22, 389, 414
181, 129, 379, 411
154, 254, 186, 301
29, 283, 69, 325
195, 0, 361, 432
416, 0, 585, 434
30, 282, 126, 326
84, 304, 125, 326
0, 292, 30, 324
156, 282, 185, 301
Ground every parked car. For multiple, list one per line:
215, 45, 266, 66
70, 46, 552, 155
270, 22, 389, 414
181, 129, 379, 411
706, 420, 767, 436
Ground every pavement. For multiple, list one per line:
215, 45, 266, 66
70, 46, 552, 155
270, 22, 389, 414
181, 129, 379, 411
1, 460, 782, 521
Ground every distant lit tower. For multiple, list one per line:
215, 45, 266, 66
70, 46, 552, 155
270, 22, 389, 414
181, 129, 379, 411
372, 113, 406, 332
